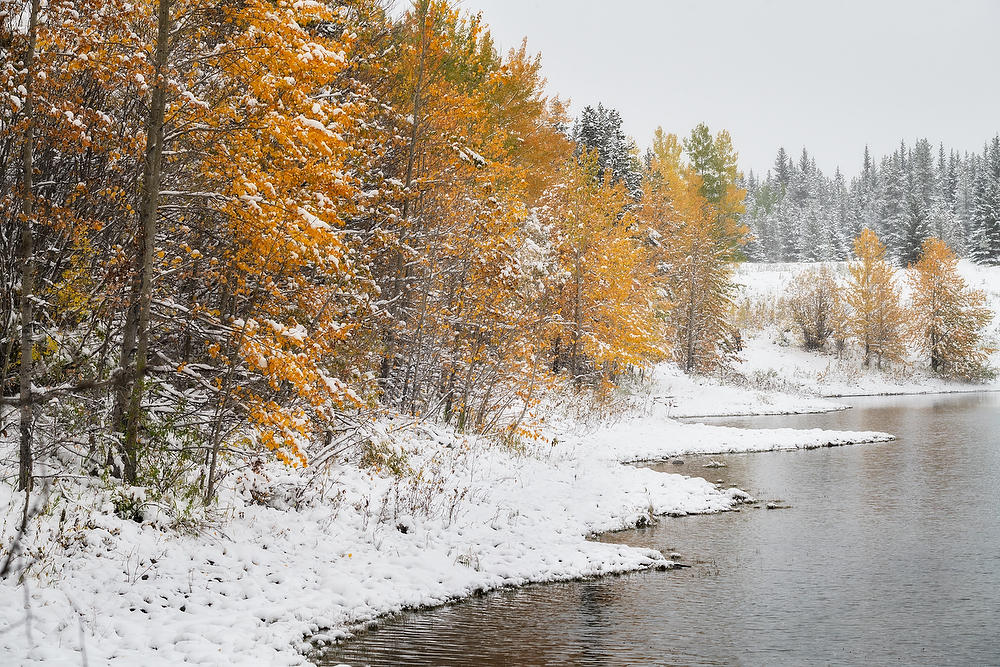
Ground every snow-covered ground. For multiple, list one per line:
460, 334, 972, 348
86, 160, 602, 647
0, 392, 891, 665
10, 258, 997, 665
732, 261, 1000, 397
645, 364, 847, 417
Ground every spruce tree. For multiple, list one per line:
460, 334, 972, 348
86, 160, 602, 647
572, 103, 642, 200
971, 137, 1000, 265
899, 138, 937, 265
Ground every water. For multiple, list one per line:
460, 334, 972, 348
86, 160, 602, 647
316, 393, 1000, 666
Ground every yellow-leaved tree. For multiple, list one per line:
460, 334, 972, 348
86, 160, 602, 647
542, 153, 668, 384
643, 127, 741, 373
908, 237, 994, 378
845, 228, 908, 369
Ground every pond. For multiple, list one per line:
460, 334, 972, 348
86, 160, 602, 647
316, 392, 1000, 666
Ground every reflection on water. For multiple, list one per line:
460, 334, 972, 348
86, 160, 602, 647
317, 393, 1000, 666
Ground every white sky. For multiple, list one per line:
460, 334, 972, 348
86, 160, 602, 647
442, 0, 1000, 179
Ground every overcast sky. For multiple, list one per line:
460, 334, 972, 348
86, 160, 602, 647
445, 0, 1000, 179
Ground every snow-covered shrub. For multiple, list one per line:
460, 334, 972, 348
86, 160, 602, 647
359, 437, 410, 477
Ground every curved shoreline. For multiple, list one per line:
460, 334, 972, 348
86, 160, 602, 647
308, 428, 894, 663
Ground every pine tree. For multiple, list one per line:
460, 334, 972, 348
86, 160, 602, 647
971, 136, 1000, 265
572, 103, 642, 200
830, 168, 851, 259
881, 150, 908, 262
773, 147, 792, 194
898, 138, 937, 265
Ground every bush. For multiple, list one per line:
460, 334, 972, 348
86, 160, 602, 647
788, 266, 842, 350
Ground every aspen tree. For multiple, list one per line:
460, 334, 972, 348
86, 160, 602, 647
541, 153, 667, 385
16, 0, 41, 498
643, 128, 741, 373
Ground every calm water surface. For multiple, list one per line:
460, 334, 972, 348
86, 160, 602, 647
317, 393, 1000, 666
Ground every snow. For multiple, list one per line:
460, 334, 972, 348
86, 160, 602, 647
579, 410, 892, 463
732, 261, 1000, 397
645, 364, 847, 417
16, 260, 1000, 665
0, 390, 892, 665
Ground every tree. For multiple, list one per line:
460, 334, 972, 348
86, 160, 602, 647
643, 132, 739, 373
543, 153, 666, 384
845, 228, 908, 369
116, 0, 173, 484
683, 122, 747, 250
898, 138, 937, 265
572, 103, 642, 200
971, 137, 1000, 265
908, 237, 993, 378
773, 147, 792, 193
788, 266, 840, 350
16, 0, 41, 499
739, 139, 1000, 266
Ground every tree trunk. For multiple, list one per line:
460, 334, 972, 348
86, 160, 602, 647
119, 0, 172, 484
381, 0, 429, 390
685, 262, 697, 372
17, 0, 41, 497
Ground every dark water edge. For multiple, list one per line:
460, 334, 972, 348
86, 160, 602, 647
315, 392, 1000, 666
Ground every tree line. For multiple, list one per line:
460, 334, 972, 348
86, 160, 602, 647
1, 0, 745, 509
743, 138, 1000, 266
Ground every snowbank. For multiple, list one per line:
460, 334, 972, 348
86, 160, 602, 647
0, 405, 892, 665
560, 403, 892, 464
644, 364, 847, 417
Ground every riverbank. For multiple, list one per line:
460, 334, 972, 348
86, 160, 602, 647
0, 383, 892, 666
320, 391, 1000, 667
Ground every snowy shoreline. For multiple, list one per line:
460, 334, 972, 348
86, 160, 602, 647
1, 384, 895, 665
309, 416, 896, 658
11, 314, 996, 667
819, 386, 1000, 398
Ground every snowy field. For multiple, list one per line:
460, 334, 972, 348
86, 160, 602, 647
0, 390, 891, 665
646, 364, 847, 417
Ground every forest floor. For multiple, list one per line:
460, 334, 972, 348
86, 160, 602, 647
2, 260, 998, 666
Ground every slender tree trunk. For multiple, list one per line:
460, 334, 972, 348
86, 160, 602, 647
570, 251, 582, 383
17, 0, 41, 499
930, 330, 940, 372
685, 262, 697, 372
119, 0, 172, 484
381, 0, 430, 389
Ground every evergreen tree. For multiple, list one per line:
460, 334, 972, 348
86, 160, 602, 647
683, 123, 748, 251
971, 136, 1000, 265
899, 138, 937, 265
830, 168, 851, 259
737, 138, 1000, 266
773, 147, 792, 193
880, 151, 908, 261
572, 103, 643, 200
